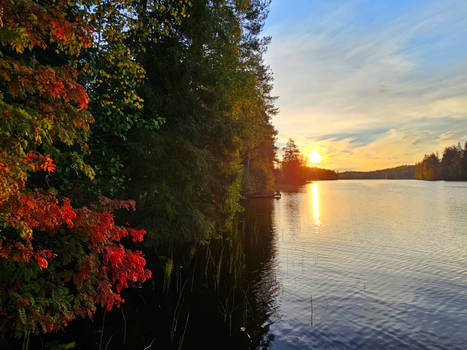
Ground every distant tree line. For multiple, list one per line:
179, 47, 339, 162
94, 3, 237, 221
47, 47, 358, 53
304, 167, 338, 180
275, 140, 467, 184
275, 139, 337, 184
415, 142, 467, 180
338, 165, 415, 179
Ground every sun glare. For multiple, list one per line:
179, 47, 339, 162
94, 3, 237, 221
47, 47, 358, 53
308, 149, 323, 164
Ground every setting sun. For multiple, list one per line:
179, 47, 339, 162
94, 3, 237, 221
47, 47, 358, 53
308, 149, 323, 164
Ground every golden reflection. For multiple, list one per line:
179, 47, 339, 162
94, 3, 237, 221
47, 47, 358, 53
312, 182, 320, 223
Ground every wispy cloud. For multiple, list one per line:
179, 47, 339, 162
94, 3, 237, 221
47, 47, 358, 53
264, 0, 467, 170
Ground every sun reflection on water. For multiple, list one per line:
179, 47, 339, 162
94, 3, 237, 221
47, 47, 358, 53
312, 182, 320, 224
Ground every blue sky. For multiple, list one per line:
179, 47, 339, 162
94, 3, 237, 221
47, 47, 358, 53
264, 0, 467, 170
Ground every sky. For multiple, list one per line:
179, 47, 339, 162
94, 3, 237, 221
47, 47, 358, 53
263, 0, 467, 171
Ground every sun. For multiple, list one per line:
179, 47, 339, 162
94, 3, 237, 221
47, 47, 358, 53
308, 149, 322, 164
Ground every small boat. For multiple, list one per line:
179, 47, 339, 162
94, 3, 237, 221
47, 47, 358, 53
247, 191, 281, 199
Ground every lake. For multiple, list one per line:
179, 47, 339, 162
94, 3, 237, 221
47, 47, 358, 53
45, 180, 466, 349
257, 180, 467, 349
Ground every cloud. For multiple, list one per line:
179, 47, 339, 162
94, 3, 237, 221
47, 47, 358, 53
307, 116, 467, 171
264, 0, 467, 169
312, 127, 390, 146
314, 129, 430, 171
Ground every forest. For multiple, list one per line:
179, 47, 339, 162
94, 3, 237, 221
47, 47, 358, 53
338, 165, 415, 180
0, 0, 277, 347
415, 143, 467, 180
339, 142, 467, 181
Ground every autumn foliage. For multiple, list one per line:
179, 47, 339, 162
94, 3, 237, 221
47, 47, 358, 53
0, 0, 150, 338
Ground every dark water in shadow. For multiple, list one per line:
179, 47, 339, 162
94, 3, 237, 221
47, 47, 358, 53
106, 198, 279, 349
28, 180, 466, 349
29, 198, 278, 350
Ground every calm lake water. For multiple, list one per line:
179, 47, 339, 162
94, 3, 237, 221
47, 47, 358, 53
40, 180, 466, 350
261, 180, 467, 349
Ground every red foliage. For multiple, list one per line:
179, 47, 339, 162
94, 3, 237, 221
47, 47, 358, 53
0, 0, 151, 338
0, 146, 150, 333
128, 228, 147, 242
1, 0, 92, 54
70, 202, 151, 311
10, 193, 76, 234
0, 181, 152, 327
36, 256, 48, 270
23, 151, 57, 173
103, 246, 149, 294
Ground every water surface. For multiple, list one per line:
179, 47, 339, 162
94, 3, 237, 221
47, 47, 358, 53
264, 180, 467, 349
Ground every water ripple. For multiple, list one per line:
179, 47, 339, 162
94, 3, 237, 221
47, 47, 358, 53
266, 181, 467, 350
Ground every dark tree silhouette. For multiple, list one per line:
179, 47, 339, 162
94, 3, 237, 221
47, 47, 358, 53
415, 142, 467, 180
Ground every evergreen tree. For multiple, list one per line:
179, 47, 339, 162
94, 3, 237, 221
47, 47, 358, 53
105, 0, 277, 242
279, 139, 306, 184
415, 142, 467, 181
